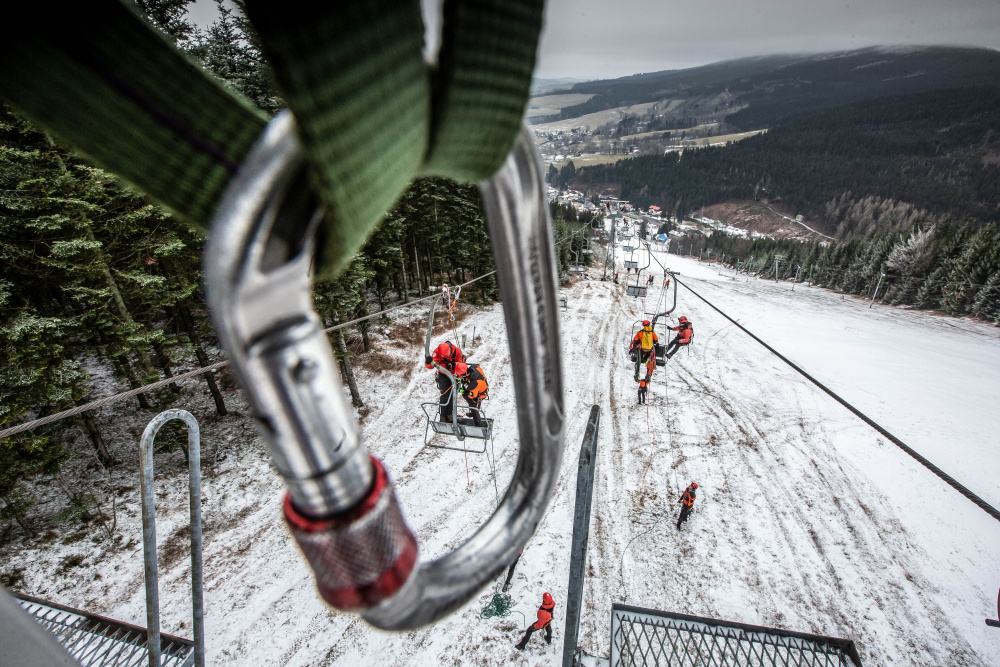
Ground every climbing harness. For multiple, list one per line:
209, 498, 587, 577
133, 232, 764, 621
2, 0, 564, 633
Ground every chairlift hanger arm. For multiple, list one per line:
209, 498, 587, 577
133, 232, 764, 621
642, 242, 679, 327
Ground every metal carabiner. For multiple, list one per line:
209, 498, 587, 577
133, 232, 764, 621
204, 111, 564, 630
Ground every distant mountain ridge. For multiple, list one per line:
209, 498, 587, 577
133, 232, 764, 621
568, 86, 1000, 235
543, 46, 1000, 130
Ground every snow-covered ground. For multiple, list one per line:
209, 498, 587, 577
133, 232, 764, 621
8, 242, 1000, 665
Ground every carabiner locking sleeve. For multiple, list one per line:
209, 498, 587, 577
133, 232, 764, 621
205, 112, 564, 629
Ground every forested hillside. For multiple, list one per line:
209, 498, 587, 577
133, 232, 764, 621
0, 4, 594, 541
539, 46, 1000, 131
569, 86, 1000, 235
672, 222, 1000, 325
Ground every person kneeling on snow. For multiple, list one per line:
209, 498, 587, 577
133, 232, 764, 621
516, 592, 555, 650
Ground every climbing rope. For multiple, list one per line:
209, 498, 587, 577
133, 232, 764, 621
480, 585, 526, 628
485, 429, 501, 506
675, 275, 1000, 525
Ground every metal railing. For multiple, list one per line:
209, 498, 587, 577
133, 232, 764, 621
562, 406, 601, 667
140, 409, 205, 667
611, 604, 862, 667
15, 593, 195, 666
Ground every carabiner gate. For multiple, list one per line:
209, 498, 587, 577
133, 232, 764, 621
205, 111, 564, 630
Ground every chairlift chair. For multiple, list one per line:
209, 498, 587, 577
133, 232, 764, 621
421, 292, 493, 453
626, 284, 647, 297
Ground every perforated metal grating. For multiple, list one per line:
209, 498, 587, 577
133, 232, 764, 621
611, 604, 862, 667
17, 594, 194, 666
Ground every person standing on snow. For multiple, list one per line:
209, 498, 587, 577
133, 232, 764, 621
630, 320, 658, 381
425, 341, 465, 422
614, 271, 619, 284
663, 316, 693, 359
677, 482, 698, 530
637, 375, 650, 404
647, 273, 654, 285
515, 592, 555, 650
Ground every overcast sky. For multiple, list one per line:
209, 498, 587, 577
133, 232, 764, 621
193, 0, 1000, 82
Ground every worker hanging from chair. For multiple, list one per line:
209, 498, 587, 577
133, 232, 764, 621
630, 320, 658, 381
663, 316, 693, 360
425, 341, 465, 421
454, 362, 489, 427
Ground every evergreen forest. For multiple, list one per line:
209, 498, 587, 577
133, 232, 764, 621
568, 86, 1000, 233
0, 1, 593, 542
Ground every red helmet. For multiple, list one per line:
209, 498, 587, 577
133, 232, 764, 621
542, 592, 554, 605
434, 342, 453, 359
642, 320, 651, 326
679, 316, 688, 323
691, 482, 698, 489
453, 362, 468, 376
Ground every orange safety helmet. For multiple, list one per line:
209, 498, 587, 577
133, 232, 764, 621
642, 320, 651, 326
542, 592, 554, 605
434, 342, 453, 359
690, 482, 698, 489
453, 362, 468, 376
678, 316, 688, 323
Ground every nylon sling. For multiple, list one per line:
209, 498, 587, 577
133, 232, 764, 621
0, 0, 543, 275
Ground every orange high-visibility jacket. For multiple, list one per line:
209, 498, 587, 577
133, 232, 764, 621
680, 487, 697, 507
463, 364, 488, 400
632, 326, 658, 351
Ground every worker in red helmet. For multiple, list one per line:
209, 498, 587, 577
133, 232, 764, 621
425, 341, 465, 422
629, 320, 658, 381
515, 592, 556, 650
677, 482, 698, 530
663, 316, 693, 360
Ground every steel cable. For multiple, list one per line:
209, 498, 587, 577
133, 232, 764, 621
675, 275, 1000, 524
0, 271, 497, 440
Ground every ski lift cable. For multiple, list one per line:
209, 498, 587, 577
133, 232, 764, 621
0, 216, 585, 441
0, 269, 497, 440
675, 275, 1000, 524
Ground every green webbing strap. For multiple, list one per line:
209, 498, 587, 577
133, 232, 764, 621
244, 0, 542, 274
0, 0, 542, 276
243, 0, 430, 275
423, 0, 544, 181
0, 3, 268, 226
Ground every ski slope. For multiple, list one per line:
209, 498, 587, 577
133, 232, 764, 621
12, 248, 1000, 666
